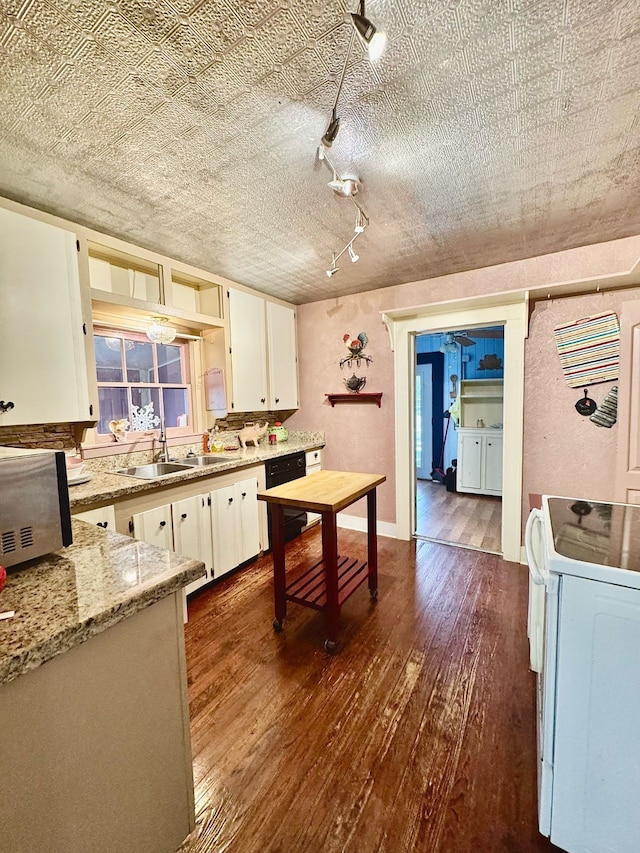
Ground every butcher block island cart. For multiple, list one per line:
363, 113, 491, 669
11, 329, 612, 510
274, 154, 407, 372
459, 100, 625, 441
258, 470, 386, 651
0, 519, 205, 853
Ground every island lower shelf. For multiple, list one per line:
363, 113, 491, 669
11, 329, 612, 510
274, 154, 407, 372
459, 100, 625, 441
286, 554, 369, 610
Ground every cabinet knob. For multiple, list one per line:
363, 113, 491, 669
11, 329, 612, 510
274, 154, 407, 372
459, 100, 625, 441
228, 497, 234, 504
97, 521, 108, 528
241, 492, 247, 498
181, 513, 187, 519
475, 441, 479, 445
261, 397, 266, 404
159, 520, 167, 527
275, 397, 279, 404
0, 400, 15, 413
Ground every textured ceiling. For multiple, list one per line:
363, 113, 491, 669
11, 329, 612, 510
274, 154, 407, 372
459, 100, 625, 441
1, 0, 640, 305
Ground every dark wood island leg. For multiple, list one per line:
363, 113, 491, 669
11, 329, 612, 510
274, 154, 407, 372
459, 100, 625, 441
271, 504, 287, 631
367, 488, 378, 600
321, 510, 340, 652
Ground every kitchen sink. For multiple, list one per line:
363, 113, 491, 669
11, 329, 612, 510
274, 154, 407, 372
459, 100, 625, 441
180, 455, 239, 467
115, 462, 193, 479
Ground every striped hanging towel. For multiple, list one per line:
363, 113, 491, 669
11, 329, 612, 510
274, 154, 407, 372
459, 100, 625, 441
553, 311, 620, 388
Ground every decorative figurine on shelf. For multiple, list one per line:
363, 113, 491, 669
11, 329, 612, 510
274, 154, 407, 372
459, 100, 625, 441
344, 374, 367, 393
108, 418, 130, 442
238, 421, 269, 448
340, 332, 372, 369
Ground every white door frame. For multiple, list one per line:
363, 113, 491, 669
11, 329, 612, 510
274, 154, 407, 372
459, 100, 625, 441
382, 292, 528, 563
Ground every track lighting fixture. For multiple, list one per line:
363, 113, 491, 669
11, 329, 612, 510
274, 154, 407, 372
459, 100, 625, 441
315, 1, 383, 277
328, 174, 359, 197
354, 206, 368, 233
321, 109, 340, 148
350, 1, 386, 60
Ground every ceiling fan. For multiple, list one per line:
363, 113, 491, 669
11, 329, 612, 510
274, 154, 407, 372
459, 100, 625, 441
444, 328, 504, 347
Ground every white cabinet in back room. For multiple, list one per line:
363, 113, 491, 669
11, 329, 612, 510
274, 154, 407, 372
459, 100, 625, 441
456, 429, 503, 496
0, 205, 96, 426
228, 288, 298, 412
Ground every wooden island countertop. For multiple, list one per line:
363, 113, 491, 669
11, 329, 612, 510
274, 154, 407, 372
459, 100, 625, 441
257, 469, 386, 513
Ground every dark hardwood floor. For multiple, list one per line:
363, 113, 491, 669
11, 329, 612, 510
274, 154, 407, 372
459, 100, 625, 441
180, 527, 558, 853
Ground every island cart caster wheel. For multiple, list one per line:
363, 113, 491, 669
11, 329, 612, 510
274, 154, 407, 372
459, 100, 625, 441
273, 618, 283, 633
370, 589, 378, 601
324, 639, 337, 653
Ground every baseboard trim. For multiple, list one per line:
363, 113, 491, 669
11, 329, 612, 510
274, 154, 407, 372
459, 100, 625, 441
337, 513, 397, 538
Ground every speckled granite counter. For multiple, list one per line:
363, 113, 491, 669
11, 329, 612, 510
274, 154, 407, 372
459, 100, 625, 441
69, 434, 325, 510
0, 519, 205, 685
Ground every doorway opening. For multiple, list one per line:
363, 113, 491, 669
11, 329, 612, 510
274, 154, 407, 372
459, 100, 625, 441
414, 326, 505, 553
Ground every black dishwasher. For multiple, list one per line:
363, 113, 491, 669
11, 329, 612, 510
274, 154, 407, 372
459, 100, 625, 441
265, 451, 307, 547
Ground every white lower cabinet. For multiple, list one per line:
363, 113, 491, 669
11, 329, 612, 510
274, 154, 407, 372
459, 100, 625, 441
129, 476, 262, 596
305, 449, 323, 526
456, 429, 503, 496
132, 504, 174, 551
172, 495, 214, 597
210, 478, 260, 578
73, 504, 116, 531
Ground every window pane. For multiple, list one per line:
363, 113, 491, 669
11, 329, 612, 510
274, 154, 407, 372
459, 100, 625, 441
130, 388, 161, 431
97, 387, 128, 434
163, 388, 189, 428
157, 344, 183, 383
94, 336, 124, 382
125, 340, 155, 383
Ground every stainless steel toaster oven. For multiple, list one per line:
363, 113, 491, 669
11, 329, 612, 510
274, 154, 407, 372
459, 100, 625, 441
0, 447, 72, 568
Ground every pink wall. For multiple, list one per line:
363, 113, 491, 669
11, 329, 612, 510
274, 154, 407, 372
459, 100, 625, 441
287, 236, 640, 527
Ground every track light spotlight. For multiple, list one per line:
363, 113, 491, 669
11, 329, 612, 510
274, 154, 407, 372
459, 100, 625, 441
350, 1, 386, 60
321, 109, 340, 147
328, 175, 359, 197
354, 207, 367, 233
348, 245, 359, 263
326, 266, 339, 277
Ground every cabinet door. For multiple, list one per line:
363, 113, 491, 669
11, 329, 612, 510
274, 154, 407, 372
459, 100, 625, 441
173, 495, 213, 596
228, 288, 268, 412
551, 575, 640, 853
483, 434, 503, 494
266, 301, 298, 409
457, 432, 483, 492
132, 505, 173, 551
210, 484, 239, 578
0, 207, 93, 426
305, 450, 323, 525
237, 478, 260, 564
73, 505, 116, 531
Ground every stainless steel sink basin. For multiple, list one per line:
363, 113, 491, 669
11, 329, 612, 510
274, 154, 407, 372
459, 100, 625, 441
115, 462, 193, 479
180, 455, 238, 467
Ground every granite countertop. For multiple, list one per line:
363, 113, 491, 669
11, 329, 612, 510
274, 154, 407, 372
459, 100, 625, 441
0, 520, 205, 686
69, 435, 325, 509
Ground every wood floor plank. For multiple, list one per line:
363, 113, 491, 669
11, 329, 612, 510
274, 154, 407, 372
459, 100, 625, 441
180, 528, 557, 853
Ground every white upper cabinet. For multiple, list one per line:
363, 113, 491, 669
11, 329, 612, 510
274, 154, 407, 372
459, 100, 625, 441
0, 207, 95, 426
266, 301, 298, 410
228, 288, 298, 412
228, 288, 269, 412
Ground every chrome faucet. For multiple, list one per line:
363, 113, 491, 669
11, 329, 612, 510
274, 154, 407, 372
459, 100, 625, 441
158, 418, 170, 463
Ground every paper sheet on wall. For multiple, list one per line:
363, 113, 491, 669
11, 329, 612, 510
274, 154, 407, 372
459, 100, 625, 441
553, 311, 620, 388
204, 367, 228, 416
